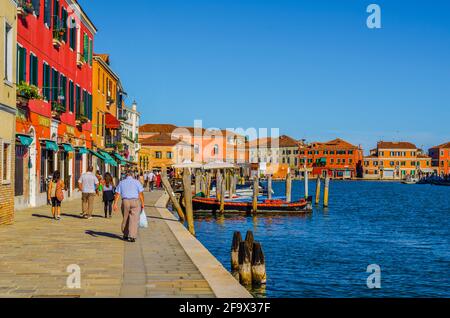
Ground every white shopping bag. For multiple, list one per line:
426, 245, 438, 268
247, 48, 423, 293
139, 209, 148, 228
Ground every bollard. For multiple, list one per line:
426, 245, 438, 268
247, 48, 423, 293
304, 170, 309, 199
252, 177, 259, 213
245, 231, 254, 252
324, 176, 330, 208
238, 242, 252, 286
315, 176, 321, 205
286, 172, 292, 203
251, 242, 267, 285
231, 231, 242, 271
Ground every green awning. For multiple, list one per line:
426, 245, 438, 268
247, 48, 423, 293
89, 150, 106, 160
16, 134, 33, 147
45, 140, 59, 152
99, 151, 118, 167
76, 147, 88, 154
113, 153, 126, 162
62, 144, 75, 152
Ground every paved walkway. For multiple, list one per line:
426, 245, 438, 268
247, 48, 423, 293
0, 191, 250, 298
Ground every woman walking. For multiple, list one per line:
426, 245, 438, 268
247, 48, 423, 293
102, 172, 116, 218
47, 170, 65, 220
156, 171, 162, 189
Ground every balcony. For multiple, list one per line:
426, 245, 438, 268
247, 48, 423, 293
105, 136, 122, 150
51, 101, 66, 119
77, 53, 86, 67
75, 114, 89, 126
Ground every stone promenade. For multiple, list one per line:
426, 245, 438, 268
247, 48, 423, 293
0, 191, 251, 298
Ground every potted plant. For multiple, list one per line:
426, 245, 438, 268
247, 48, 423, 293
51, 101, 65, 118
17, 81, 41, 106
17, 0, 34, 16
75, 114, 89, 126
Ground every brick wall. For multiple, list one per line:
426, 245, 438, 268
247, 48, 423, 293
0, 141, 15, 226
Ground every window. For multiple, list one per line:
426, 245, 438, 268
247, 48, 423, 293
75, 85, 81, 114
60, 74, 67, 109
167, 152, 173, 159
4, 23, 13, 83
69, 17, 77, 49
1, 141, 12, 184
155, 151, 162, 159
42, 62, 51, 100
29, 54, 38, 86
17, 45, 27, 84
44, 0, 51, 26
213, 144, 219, 155
69, 80, 74, 112
51, 68, 59, 102
194, 144, 200, 154
61, 7, 68, 42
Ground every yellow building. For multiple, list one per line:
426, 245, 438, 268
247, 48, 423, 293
139, 133, 193, 172
0, 0, 17, 225
92, 54, 122, 174
363, 142, 433, 180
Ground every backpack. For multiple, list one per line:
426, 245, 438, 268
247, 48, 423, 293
56, 180, 65, 202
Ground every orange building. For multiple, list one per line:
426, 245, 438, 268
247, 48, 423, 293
139, 124, 249, 174
299, 139, 363, 179
363, 142, 433, 180
429, 142, 450, 176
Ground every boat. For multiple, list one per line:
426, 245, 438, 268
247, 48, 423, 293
192, 196, 313, 215
402, 176, 419, 185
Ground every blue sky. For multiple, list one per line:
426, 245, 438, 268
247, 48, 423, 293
79, 0, 450, 153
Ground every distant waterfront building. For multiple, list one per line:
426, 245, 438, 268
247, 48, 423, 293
119, 101, 140, 164
15, 0, 96, 209
429, 142, 450, 176
139, 133, 193, 172
363, 141, 433, 180
249, 135, 300, 178
0, 0, 17, 225
299, 139, 363, 179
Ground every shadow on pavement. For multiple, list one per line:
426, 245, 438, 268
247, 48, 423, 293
85, 230, 124, 240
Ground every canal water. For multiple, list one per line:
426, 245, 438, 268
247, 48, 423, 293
193, 181, 450, 298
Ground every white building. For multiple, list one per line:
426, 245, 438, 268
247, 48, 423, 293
119, 101, 141, 164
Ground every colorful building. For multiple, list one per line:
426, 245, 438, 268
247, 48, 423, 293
139, 123, 249, 175
299, 139, 364, 179
249, 135, 300, 179
139, 133, 193, 172
0, 0, 18, 224
363, 142, 433, 180
119, 101, 141, 165
429, 142, 450, 176
91, 53, 122, 176
15, 0, 96, 208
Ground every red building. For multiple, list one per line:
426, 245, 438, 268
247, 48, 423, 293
429, 142, 450, 176
299, 138, 364, 179
15, 0, 96, 208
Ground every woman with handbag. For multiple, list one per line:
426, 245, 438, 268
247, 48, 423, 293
47, 170, 65, 220
102, 172, 116, 219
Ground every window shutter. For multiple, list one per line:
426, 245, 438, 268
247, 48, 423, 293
44, 0, 51, 26
32, 0, 40, 16
83, 34, 88, 61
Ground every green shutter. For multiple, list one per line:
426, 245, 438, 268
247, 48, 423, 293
84, 34, 88, 61
89, 39, 93, 65
17, 46, 26, 84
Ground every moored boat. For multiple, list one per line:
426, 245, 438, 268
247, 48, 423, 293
192, 196, 313, 215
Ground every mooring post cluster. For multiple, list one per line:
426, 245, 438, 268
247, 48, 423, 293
231, 230, 267, 287
313, 175, 331, 208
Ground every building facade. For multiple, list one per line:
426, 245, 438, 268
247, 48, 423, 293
119, 101, 140, 164
249, 135, 300, 178
299, 139, 364, 179
0, 0, 18, 224
428, 142, 450, 176
363, 142, 433, 180
15, 0, 96, 209
139, 133, 193, 172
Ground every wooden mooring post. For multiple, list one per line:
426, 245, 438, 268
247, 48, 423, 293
220, 176, 226, 213
252, 177, 259, 213
161, 170, 185, 222
324, 176, 330, 208
238, 241, 252, 286
251, 242, 267, 285
195, 170, 201, 195
231, 231, 242, 271
304, 169, 309, 198
315, 176, 321, 205
267, 175, 273, 200
205, 172, 211, 198
182, 168, 195, 236
286, 171, 292, 203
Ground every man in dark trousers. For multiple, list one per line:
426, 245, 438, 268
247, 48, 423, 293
113, 170, 145, 242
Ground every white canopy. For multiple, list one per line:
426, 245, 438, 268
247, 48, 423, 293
172, 160, 203, 169
203, 161, 237, 170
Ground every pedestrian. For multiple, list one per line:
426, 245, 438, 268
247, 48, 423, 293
78, 166, 99, 220
102, 172, 116, 219
47, 170, 65, 220
113, 170, 145, 243
96, 170, 103, 194
156, 171, 162, 189
148, 170, 155, 191
144, 171, 149, 189
139, 172, 145, 186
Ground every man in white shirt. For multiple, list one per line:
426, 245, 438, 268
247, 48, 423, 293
148, 171, 156, 192
78, 166, 99, 219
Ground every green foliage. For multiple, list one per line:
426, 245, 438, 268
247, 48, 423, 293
17, 81, 41, 100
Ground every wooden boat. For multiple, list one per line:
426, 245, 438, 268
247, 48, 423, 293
192, 196, 313, 215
